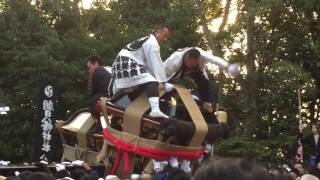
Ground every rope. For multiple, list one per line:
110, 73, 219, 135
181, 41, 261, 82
102, 129, 204, 174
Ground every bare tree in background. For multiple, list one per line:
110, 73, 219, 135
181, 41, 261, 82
196, 0, 232, 107
196, 0, 229, 56
245, 0, 257, 137
197, 0, 257, 137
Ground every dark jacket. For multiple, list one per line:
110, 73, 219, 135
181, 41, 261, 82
302, 134, 320, 156
88, 67, 113, 118
168, 65, 215, 103
89, 67, 112, 97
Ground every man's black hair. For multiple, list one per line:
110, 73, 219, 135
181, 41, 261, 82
185, 48, 201, 60
272, 175, 294, 180
194, 158, 272, 180
26, 172, 55, 180
54, 169, 70, 179
155, 23, 173, 33
86, 55, 103, 66
71, 169, 87, 180
5, 176, 22, 180
18, 171, 33, 180
80, 175, 100, 180
167, 168, 190, 180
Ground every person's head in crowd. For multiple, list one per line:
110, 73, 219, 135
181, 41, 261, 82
139, 173, 153, 180
55, 169, 71, 179
308, 161, 320, 178
272, 174, 294, 180
317, 162, 320, 170
152, 171, 167, 180
270, 167, 282, 177
300, 174, 319, 180
193, 158, 271, 180
294, 162, 305, 175
71, 169, 87, 180
86, 55, 103, 74
183, 48, 201, 70
312, 124, 320, 135
154, 23, 172, 45
167, 168, 190, 180
26, 172, 54, 180
5, 176, 22, 180
282, 164, 292, 173
80, 175, 99, 180
289, 168, 300, 180
17, 171, 32, 180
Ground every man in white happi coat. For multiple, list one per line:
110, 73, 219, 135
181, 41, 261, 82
112, 24, 172, 118
164, 47, 239, 110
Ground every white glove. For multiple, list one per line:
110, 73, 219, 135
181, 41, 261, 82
164, 83, 174, 92
180, 160, 192, 173
228, 63, 240, 77
204, 144, 212, 153
72, 160, 84, 166
169, 156, 179, 168
104, 66, 112, 74
61, 161, 71, 165
14, 171, 20, 176
130, 174, 140, 180
55, 163, 66, 171
152, 160, 168, 171
39, 160, 48, 165
0, 160, 10, 166
105, 175, 120, 180
64, 178, 75, 180
191, 95, 200, 101
197, 155, 204, 164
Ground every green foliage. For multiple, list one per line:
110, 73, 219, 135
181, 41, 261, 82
0, 0, 202, 162
214, 61, 315, 165
0, 0, 65, 162
213, 0, 320, 165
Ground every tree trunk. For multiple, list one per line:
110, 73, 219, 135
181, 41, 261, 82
245, 0, 257, 137
309, 99, 316, 124
218, 0, 232, 34
316, 101, 320, 121
196, 0, 223, 56
196, 0, 232, 106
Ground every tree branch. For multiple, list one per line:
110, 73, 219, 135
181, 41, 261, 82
218, 0, 232, 33
196, 0, 223, 56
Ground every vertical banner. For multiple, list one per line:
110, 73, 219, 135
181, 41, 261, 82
32, 83, 55, 162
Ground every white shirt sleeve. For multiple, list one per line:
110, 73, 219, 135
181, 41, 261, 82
164, 51, 184, 80
197, 48, 229, 68
144, 44, 167, 83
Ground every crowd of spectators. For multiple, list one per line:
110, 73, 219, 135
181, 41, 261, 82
1, 157, 320, 180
